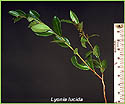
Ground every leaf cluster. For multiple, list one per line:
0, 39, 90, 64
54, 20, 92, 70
9, 10, 107, 73
66, 11, 107, 73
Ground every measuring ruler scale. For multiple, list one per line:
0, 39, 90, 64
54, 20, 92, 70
114, 23, 124, 103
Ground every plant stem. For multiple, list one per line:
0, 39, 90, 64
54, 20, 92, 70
53, 32, 102, 80
76, 53, 102, 80
54, 24, 107, 103
77, 27, 107, 103
36, 20, 105, 102
102, 73, 107, 103
81, 31, 94, 50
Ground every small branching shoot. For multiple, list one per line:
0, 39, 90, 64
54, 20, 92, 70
9, 10, 108, 103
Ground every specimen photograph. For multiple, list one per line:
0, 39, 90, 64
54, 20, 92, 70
1, 1, 124, 103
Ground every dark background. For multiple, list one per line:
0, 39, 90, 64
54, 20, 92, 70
1, 1, 124, 103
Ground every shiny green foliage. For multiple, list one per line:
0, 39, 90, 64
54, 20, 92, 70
93, 59, 101, 69
16, 10, 26, 17
9, 9, 107, 74
52, 36, 70, 48
71, 56, 89, 70
74, 48, 78, 55
35, 31, 54, 37
9, 10, 22, 17
61, 19, 73, 24
86, 55, 94, 70
70, 10, 79, 24
81, 36, 87, 48
101, 60, 107, 69
28, 21, 38, 28
31, 23, 51, 33
29, 10, 40, 20
52, 16, 62, 36
9, 10, 26, 23
85, 50, 93, 58
27, 16, 34, 22
93, 45, 100, 58
13, 17, 22, 23
100, 60, 107, 73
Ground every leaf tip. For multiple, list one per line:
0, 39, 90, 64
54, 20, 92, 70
70, 10, 73, 13
70, 10, 74, 16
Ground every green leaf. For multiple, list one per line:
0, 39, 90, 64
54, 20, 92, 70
27, 16, 34, 22
57, 42, 68, 48
53, 36, 70, 48
86, 55, 94, 70
52, 36, 64, 43
52, 16, 62, 36
93, 59, 101, 68
29, 10, 40, 20
70, 10, 79, 24
13, 17, 22, 23
35, 31, 54, 37
64, 37, 70, 46
55, 35, 62, 40
78, 21, 83, 32
101, 60, 107, 69
100, 60, 107, 73
28, 21, 38, 28
74, 48, 78, 55
85, 50, 93, 58
61, 19, 73, 24
15, 10, 26, 16
8, 10, 20, 17
31, 23, 51, 33
93, 45, 100, 58
56, 36, 70, 46
51, 40, 63, 43
88, 34, 100, 38
71, 56, 89, 70
81, 36, 87, 48
100, 68, 105, 73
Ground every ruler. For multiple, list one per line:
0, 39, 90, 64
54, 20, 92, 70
114, 23, 124, 103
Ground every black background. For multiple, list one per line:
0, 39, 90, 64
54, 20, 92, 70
1, 1, 124, 103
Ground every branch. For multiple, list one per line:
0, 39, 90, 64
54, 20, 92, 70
102, 73, 107, 103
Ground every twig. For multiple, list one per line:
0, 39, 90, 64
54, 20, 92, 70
102, 73, 107, 103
